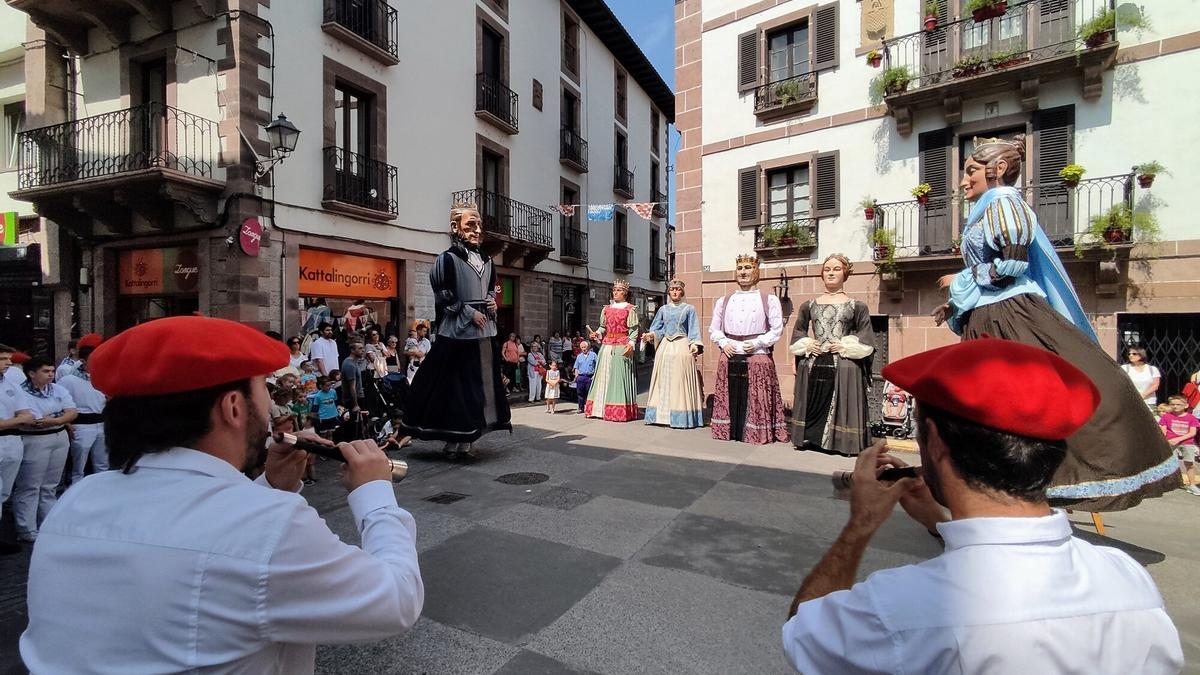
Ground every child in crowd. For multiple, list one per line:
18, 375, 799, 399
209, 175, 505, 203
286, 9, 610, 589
300, 414, 320, 485
544, 361, 560, 413
269, 387, 293, 425
277, 372, 299, 392
299, 361, 318, 393
377, 409, 412, 452
290, 387, 310, 425
1156, 402, 1170, 417
1159, 395, 1200, 495
327, 369, 342, 391
311, 376, 340, 436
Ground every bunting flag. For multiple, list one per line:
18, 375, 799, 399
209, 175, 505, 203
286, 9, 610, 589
628, 202, 657, 220
550, 204, 577, 217
587, 204, 614, 221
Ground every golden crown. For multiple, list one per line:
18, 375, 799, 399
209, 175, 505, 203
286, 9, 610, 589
451, 198, 478, 211
612, 278, 630, 292
735, 253, 760, 266
972, 136, 1019, 150
667, 278, 685, 291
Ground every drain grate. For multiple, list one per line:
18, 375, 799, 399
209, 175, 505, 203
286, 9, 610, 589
424, 491, 469, 504
494, 472, 550, 485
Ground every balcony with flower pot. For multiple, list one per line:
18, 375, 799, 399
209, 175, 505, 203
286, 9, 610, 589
753, 219, 818, 260
878, 0, 1127, 134
753, 71, 818, 122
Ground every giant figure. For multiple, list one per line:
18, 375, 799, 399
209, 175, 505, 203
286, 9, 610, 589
584, 279, 640, 422
401, 202, 511, 457
709, 254, 788, 444
643, 278, 704, 428
935, 135, 1176, 511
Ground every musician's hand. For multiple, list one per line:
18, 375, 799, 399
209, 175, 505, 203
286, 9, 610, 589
341, 439, 393, 491
473, 311, 488, 329
486, 296, 498, 313
264, 437, 311, 491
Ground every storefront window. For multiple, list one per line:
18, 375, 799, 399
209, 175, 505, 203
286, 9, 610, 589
297, 248, 400, 337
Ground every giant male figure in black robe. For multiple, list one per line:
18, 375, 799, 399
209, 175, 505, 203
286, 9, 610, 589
401, 202, 511, 457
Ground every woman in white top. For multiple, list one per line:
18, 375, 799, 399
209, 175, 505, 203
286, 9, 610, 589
1121, 346, 1161, 409
286, 337, 306, 370
526, 343, 546, 403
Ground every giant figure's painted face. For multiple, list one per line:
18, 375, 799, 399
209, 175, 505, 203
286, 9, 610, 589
453, 208, 483, 246
735, 259, 760, 288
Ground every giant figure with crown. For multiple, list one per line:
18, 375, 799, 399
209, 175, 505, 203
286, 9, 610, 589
709, 254, 789, 444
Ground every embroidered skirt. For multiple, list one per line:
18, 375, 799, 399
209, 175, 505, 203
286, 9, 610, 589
711, 353, 788, 444
644, 337, 704, 428
791, 352, 872, 456
584, 343, 640, 422
964, 293, 1178, 512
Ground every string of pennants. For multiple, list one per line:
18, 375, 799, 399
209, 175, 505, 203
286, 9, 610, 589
548, 202, 665, 222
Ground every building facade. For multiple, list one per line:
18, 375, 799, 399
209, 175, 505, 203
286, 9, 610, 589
675, 0, 1200, 409
5, 0, 673, 356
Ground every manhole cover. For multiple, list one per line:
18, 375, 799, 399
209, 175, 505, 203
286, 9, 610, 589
425, 491, 469, 504
494, 472, 550, 485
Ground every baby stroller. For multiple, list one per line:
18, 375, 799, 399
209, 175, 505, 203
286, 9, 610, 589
870, 380, 914, 439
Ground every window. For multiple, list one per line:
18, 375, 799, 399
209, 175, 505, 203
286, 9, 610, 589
482, 149, 503, 196
651, 109, 660, 155
563, 14, 580, 76
614, 130, 627, 169
615, 68, 628, 122
562, 185, 579, 229
651, 160, 660, 197
3, 102, 25, 171
960, 0, 1024, 53
335, 83, 372, 158
768, 22, 810, 82
562, 89, 579, 131
767, 165, 811, 224
482, 25, 503, 81
615, 210, 627, 245
480, 148, 504, 232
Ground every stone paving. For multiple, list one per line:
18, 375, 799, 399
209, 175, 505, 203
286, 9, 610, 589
1, 403, 1198, 674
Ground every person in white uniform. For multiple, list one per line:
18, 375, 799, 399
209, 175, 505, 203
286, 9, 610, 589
12, 357, 78, 542
0, 344, 35, 554
782, 339, 1184, 674
57, 333, 107, 487
20, 315, 424, 674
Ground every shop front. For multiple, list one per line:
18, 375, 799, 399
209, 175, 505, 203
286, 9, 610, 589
115, 245, 201, 330
296, 247, 400, 336
0, 242, 53, 356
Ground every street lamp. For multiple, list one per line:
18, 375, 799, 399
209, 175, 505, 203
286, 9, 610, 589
255, 113, 301, 178
774, 268, 790, 302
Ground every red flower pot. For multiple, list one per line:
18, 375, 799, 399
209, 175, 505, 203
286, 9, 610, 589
924, 16, 938, 31
1085, 30, 1113, 48
874, 244, 891, 260
864, 207, 876, 220
1138, 175, 1155, 188
1062, 178, 1079, 188
972, 7, 991, 22
994, 2, 1007, 15
1103, 226, 1128, 244
916, 194, 929, 205
868, 55, 882, 67
778, 236, 797, 247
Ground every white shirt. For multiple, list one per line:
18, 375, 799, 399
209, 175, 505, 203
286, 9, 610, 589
21, 447, 424, 674
1122, 363, 1161, 404
708, 290, 784, 355
0, 373, 34, 453
309, 337, 340, 375
20, 381, 76, 421
57, 370, 105, 415
5, 365, 26, 386
55, 357, 79, 381
782, 512, 1183, 674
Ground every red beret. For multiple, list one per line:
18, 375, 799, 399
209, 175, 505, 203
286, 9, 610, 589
90, 316, 289, 397
882, 338, 1099, 440
11, 351, 29, 365
77, 333, 103, 350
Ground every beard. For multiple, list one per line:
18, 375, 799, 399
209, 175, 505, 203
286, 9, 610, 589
241, 399, 273, 473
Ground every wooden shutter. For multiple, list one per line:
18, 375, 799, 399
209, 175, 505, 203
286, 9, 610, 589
1034, 105, 1075, 241
812, 151, 839, 218
918, 128, 953, 252
812, 3, 839, 72
738, 166, 761, 227
737, 30, 759, 93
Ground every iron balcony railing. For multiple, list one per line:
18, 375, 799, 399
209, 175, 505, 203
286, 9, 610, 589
613, 244, 634, 273
651, 257, 667, 281
16, 102, 217, 190
324, 0, 399, 59
476, 72, 519, 131
881, 0, 1114, 93
753, 71, 818, 113
653, 190, 668, 218
871, 174, 1134, 259
754, 218, 820, 256
560, 224, 588, 263
560, 126, 588, 171
614, 165, 635, 197
323, 147, 399, 216
453, 188, 553, 248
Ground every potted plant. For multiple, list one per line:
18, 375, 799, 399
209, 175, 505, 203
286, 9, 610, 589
866, 48, 882, 68
923, 1, 940, 31
988, 49, 1029, 70
1135, 161, 1166, 188
774, 79, 804, 106
911, 183, 932, 205
1078, 7, 1150, 49
869, 227, 896, 263
778, 221, 802, 247
860, 196, 878, 220
952, 55, 986, 78
869, 66, 912, 103
761, 226, 781, 249
1074, 203, 1160, 258
950, 236, 963, 255
966, 0, 1007, 23
1058, 164, 1085, 187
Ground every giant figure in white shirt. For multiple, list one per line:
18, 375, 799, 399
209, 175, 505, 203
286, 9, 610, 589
20, 316, 423, 675
708, 253, 788, 444
782, 339, 1183, 674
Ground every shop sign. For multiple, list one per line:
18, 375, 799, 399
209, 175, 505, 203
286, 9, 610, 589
497, 276, 515, 307
118, 246, 201, 295
298, 248, 397, 299
1, 212, 17, 246
239, 218, 263, 257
